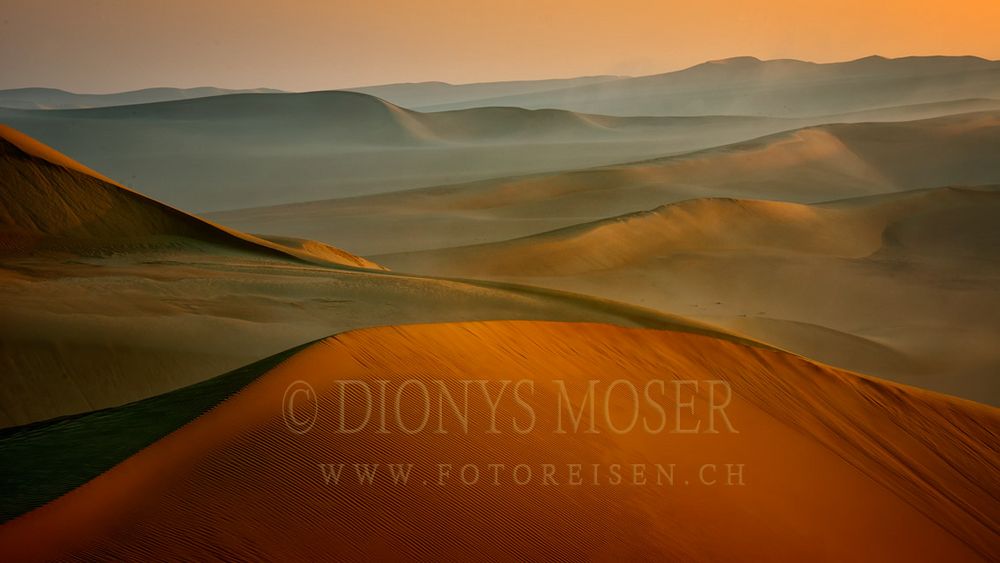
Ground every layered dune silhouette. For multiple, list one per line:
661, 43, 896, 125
1, 322, 996, 560
8, 81, 997, 211
212, 110, 1000, 255
380, 186, 1000, 403
0, 92, 799, 210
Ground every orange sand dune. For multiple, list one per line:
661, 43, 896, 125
1, 322, 996, 561
0, 124, 381, 269
379, 186, 1000, 403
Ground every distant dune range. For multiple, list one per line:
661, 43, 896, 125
9, 56, 996, 117
380, 186, 1000, 403
1, 322, 997, 560
211, 110, 1000, 256
0, 127, 739, 427
399, 55, 1000, 116
5, 59, 1000, 212
0, 92, 804, 211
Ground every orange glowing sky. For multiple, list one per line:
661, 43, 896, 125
1, 0, 998, 92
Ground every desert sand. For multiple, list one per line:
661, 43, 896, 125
1, 53, 998, 562
0, 322, 996, 561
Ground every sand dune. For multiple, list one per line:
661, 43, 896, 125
0, 92, 801, 210
381, 186, 999, 275
0, 86, 283, 110
379, 187, 1000, 403
0, 125, 379, 269
2, 51, 997, 563
1, 322, 996, 560
414, 55, 1000, 116
0, 128, 738, 427
211, 110, 1000, 256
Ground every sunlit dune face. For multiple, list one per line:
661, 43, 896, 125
1, 322, 994, 561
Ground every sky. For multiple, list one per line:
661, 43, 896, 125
1, 0, 999, 92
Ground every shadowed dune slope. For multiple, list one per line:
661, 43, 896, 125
0, 322, 996, 561
379, 187, 1000, 403
415, 55, 1000, 115
0, 125, 380, 269
0, 343, 310, 522
211, 110, 1000, 255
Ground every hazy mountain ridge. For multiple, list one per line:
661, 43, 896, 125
347, 75, 623, 109
0, 86, 285, 110
409, 55, 1000, 116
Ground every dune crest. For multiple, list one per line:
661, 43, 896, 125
378, 186, 1000, 403
0, 125, 381, 269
